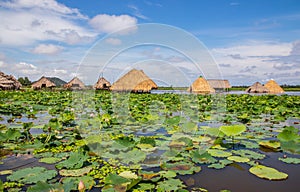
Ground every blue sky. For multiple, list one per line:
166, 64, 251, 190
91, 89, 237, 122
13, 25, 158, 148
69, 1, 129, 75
0, 0, 300, 85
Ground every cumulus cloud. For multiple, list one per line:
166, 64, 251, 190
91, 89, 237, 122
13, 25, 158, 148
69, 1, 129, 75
105, 38, 122, 45
89, 14, 137, 34
14, 62, 40, 75
32, 44, 63, 55
0, 0, 96, 46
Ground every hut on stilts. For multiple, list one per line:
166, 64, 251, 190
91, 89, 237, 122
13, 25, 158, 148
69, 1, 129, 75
94, 77, 111, 90
31, 76, 66, 89
188, 76, 215, 94
264, 79, 284, 94
0, 71, 22, 90
64, 77, 85, 90
110, 69, 158, 93
245, 82, 269, 93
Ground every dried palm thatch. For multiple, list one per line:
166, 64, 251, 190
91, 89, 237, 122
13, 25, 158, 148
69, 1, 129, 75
94, 77, 111, 90
31, 76, 66, 89
246, 82, 269, 93
0, 71, 22, 90
188, 76, 215, 94
207, 79, 231, 91
264, 79, 284, 94
110, 69, 158, 92
64, 77, 85, 90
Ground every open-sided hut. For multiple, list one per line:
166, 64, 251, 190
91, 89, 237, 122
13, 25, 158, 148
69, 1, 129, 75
245, 82, 269, 93
31, 76, 66, 89
264, 79, 284, 94
64, 77, 85, 90
207, 79, 231, 91
110, 69, 158, 92
0, 71, 22, 90
94, 77, 111, 90
188, 76, 215, 94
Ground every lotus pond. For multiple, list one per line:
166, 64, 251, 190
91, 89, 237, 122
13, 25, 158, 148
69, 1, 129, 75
0, 90, 299, 192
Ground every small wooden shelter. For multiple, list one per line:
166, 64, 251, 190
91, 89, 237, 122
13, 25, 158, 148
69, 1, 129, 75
31, 76, 66, 89
64, 77, 85, 90
264, 79, 284, 94
0, 71, 22, 90
188, 76, 215, 94
94, 77, 111, 90
245, 82, 269, 93
110, 69, 158, 92
207, 79, 231, 91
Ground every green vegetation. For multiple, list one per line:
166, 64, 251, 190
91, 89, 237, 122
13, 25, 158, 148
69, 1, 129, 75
0, 90, 299, 191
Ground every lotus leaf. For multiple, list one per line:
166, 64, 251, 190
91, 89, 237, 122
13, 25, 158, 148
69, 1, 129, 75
227, 156, 250, 163
207, 149, 232, 157
39, 157, 61, 164
249, 165, 288, 180
138, 171, 160, 180
7, 167, 57, 184
27, 181, 63, 192
232, 149, 265, 160
119, 171, 138, 179
219, 124, 246, 137
208, 159, 233, 169
135, 183, 155, 191
156, 178, 185, 192
118, 148, 146, 164
191, 150, 217, 164
182, 122, 197, 133
259, 140, 280, 149
59, 166, 92, 177
205, 127, 223, 137
0, 170, 12, 175
277, 126, 299, 142
161, 161, 201, 175
278, 157, 300, 164
159, 170, 177, 178
280, 141, 300, 154
56, 151, 88, 169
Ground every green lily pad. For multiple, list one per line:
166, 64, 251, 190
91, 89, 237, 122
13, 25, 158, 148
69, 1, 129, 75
59, 166, 92, 177
219, 124, 246, 137
159, 170, 177, 178
208, 159, 233, 169
278, 157, 300, 164
232, 149, 265, 160
156, 178, 185, 192
0, 170, 12, 175
56, 150, 88, 169
190, 150, 217, 164
227, 156, 250, 163
207, 149, 232, 157
27, 181, 63, 192
39, 157, 61, 164
249, 165, 288, 180
161, 161, 201, 175
277, 126, 299, 142
119, 171, 138, 179
62, 175, 95, 191
259, 140, 280, 149
7, 167, 57, 184
136, 183, 155, 191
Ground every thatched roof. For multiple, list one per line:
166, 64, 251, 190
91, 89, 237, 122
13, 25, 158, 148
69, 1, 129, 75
246, 82, 269, 93
264, 79, 284, 94
31, 76, 66, 89
110, 69, 158, 92
64, 77, 85, 89
207, 79, 231, 89
188, 76, 215, 94
94, 77, 111, 90
0, 71, 22, 90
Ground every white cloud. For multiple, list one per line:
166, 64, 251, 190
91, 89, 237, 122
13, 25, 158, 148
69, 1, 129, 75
0, 1, 96, 46
14, 62, 40, 75
89, 14, 137, 34
0, 0, 86, 19
32, 44, 63, 55
105, 38, 122, 45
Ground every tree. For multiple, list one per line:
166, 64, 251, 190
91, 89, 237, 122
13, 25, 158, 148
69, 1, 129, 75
18, 77, 32, 86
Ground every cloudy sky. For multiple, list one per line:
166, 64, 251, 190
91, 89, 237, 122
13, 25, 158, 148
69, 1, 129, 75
0, 0, 300, 86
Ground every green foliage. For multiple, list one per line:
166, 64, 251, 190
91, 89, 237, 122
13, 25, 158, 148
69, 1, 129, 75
219, 124, 246, 137
278, 157, 300, 164
156, 178, 186, 192
249, 165, 288, 180
7, 167, 57, 184
277, 126, 299, 142
56, 150, 88, 169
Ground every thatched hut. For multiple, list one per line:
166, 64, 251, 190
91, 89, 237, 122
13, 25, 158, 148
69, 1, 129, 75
264, 79, 284, 94
110, 69, 158, 92
31, 76, 66, 89
207, 79, 231, 91
0, 71, 22, 90
64, 77, 85, 90
188, 76, 215, 94
94, 77, 111, 90
245, 82, 269, 93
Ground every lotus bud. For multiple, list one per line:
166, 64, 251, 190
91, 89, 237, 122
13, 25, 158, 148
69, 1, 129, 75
78, 180, 85, 192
